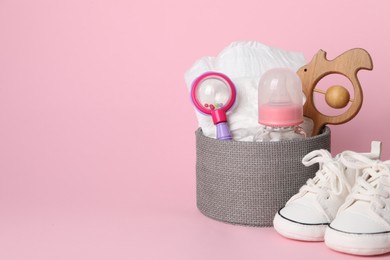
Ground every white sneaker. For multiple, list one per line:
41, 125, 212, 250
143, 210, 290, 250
325, 153, 390, 256
273, 142, 381, 241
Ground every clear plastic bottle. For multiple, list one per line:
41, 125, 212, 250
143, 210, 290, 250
254, 68, 307, 142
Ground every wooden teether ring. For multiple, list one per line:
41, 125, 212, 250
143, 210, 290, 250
297, 48, 373, 135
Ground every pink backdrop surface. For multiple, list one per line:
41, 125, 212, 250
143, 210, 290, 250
1, 0, 389, 259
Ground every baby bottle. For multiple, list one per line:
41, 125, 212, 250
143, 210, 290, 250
254, 68, 306, 142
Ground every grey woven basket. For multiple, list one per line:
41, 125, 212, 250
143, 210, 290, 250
195, 127, 331, 227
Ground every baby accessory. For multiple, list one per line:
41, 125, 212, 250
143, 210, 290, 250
185, 41, 306, 141
297, 48, 373, 136
254, 68, 306, 142
190, 72, 236, 140
325, 153, 390, 256
273, 142, 381, 241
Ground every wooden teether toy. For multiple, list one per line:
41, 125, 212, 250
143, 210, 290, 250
297, 48, 373, 135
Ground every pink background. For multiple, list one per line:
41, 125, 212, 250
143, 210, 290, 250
1, 0, 389, 259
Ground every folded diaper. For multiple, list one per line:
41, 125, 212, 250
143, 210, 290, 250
185, 41, 307, 141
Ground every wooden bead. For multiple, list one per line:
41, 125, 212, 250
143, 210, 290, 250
325, 85, 350, 109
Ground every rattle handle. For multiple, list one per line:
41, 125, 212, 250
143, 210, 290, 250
216, 122, 232, 140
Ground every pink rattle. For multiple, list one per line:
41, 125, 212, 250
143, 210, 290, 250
191, 72, 236, 140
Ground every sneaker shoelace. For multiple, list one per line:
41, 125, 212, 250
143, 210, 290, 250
339, 151, 390, 210
299, 149, 349, 199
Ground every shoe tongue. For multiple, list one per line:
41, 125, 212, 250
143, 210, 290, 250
316, 175, 330, 188
315, 168, 346, 192
344, 167, 357, 187
344, 172, 383, 211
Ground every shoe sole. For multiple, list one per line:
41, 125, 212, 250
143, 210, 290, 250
325, 226, 390, 256
273, 211, 328, 241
